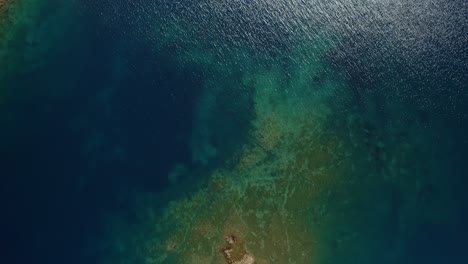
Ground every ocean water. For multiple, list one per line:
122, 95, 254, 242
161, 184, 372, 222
1, 1, 467, 263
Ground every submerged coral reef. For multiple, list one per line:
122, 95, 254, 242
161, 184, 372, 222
97, 34, 460, 263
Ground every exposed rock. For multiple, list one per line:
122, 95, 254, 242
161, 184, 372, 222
220, 235, 256, 264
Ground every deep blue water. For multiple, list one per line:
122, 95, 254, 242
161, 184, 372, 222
1, 5, 204, 263
1, 1, 467, 263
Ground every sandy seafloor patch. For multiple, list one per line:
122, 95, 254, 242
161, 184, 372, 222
1, 1, 467, 264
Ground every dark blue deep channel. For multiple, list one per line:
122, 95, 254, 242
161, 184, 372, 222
1, 3, 204, 263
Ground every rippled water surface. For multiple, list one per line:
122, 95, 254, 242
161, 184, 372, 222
1, 1, 467, 263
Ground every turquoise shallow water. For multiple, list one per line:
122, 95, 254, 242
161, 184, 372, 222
1, 1, 467, 263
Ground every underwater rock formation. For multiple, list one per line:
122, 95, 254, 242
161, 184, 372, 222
220, 235, 255, 264
97, 42, 356, 263
94, 3, 465, 263
98, 40, 460, 263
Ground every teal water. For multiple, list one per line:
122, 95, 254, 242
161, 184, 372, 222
1, 1, 467, 263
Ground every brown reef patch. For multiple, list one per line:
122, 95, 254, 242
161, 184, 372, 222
220, 234, 256, 264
